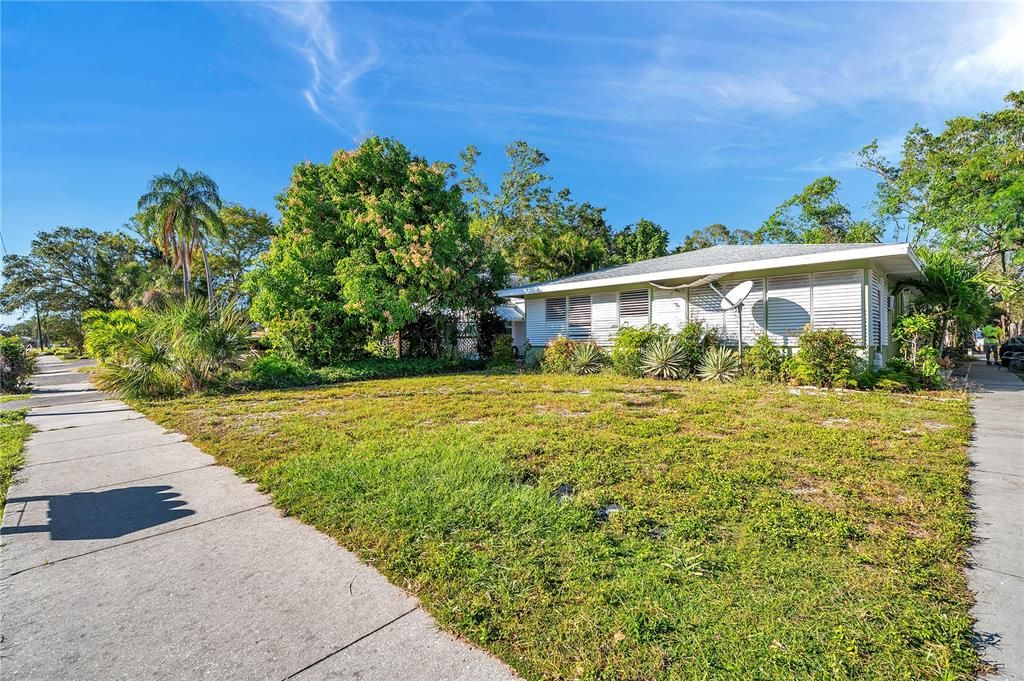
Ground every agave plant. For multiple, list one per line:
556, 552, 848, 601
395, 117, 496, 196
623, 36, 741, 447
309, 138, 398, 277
640, 336, 687, 379
569, 341, 606, 375
697, 346, 741, 383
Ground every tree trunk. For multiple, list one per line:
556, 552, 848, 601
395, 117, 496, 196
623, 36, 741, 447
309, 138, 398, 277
180, 243, 191, 299
199, 239, 215, 310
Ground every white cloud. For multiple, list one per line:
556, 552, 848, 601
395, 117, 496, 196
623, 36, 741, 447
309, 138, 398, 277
258, 1, 380, 134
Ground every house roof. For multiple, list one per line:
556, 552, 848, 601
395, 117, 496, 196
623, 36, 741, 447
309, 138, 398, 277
497, 242, 923, 297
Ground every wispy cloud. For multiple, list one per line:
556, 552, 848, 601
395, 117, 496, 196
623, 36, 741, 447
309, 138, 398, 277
258, 1, 379, 134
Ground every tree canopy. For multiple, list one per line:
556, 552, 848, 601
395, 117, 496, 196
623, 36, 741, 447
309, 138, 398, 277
755, 176, 881, 245
247, 136, 503, 365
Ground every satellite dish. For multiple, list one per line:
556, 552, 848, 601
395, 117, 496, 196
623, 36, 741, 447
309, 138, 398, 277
720, 280, 754, 311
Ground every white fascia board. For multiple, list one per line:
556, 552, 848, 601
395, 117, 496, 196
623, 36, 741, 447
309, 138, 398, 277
496, 243, 914, 297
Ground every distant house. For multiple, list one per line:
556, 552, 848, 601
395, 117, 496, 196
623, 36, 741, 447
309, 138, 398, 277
496, 243, 923, 366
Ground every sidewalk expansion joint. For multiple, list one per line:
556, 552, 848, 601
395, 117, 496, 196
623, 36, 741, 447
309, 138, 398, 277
3, 502, 272, 579
24, 439, 187, 468
973, 564, 1024, 582
280, 606, 420, 680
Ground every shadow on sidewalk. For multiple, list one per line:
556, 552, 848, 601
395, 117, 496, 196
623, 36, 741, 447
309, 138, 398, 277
1, 485, 194, 540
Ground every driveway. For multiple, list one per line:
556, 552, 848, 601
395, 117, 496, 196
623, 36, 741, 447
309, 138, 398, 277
967, 360, 1024, 679
0, 355, 516, 680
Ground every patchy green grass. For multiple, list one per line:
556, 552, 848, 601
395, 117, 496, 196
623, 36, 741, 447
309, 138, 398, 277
0, 394, 28, 403
0, 409, 33, 507
142, 373, 977, 680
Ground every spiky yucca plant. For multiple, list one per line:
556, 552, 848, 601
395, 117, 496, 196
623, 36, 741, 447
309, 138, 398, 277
640, 336, 687, 379
569, 341, 606, 375
697, 346, 741, 382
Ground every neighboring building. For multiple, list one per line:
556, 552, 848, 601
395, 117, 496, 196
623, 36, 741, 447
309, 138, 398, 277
496, 243, 923, 366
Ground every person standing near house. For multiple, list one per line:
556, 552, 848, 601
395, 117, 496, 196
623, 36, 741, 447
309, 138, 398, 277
982, 322, 1003, 365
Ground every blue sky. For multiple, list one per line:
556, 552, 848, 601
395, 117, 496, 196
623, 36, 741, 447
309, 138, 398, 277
2, 1, 1022, 270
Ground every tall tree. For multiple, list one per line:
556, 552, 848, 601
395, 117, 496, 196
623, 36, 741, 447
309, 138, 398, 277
675, 223, 754, 253
247, 137, 503, 366
613, 218, 670, 262
0, 227, 142, 345
755, 176, 880, 245
208, 204, 275, 306
137, 168, 225, 306
860, 91, 1024, 278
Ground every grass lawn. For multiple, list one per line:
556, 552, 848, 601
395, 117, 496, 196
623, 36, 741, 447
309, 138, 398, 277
0, 394, 30, 403
142, 373, 977, 680
0, 410, 33, 507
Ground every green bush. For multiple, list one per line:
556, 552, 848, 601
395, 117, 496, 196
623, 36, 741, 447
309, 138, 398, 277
491, 335, 515, 367
314, 357, 471, 384
568, 341, 606, 375
675, 321, 716, 377
791, 328, 859, 388
0, 337, 36, 393
697, 346, 741, 383
743, 334, 786, 382
640, 336, 687, 379
523, 345, 544, 370
248, 354, 313, 388
610, 326, 668, 377
542, 337, 577, 373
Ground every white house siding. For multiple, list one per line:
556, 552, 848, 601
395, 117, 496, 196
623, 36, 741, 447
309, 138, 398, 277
810, 270, 863, 344
522, 267, 869, 348
618, 289, 651, 328
689, 285, 725, 337
766, 274, 812, 345
592, 292, 619, 347
651, 288, 688, 331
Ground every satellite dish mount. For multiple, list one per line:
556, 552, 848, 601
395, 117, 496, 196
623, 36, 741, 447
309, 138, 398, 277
718, 280, 755, 359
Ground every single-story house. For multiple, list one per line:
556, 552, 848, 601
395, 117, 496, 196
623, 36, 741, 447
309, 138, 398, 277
496, 242, 924, 366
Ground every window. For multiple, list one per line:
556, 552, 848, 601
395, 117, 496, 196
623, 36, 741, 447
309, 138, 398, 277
545, 297, 567, 322
567, 295, 592, 339
619, 289, 650, 327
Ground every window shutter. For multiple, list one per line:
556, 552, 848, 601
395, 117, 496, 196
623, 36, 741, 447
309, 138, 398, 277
812, 270, 864, 344
766, 274, 812, 345
567, 295, 592, 340
618, 289, 650, 327
545, 297, 567, 322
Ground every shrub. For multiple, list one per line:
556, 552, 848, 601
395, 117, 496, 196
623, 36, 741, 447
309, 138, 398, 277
640, 337, 688, 379
675, 321, 716, 377
491, 335, 515, 367
248, 353, 313, 388
611, 326, 668, 377
743, 334, 785, 382
892, 313, 937, 368
92, 299, 254, 399
792, 328, 859, 388
568, 342, 606, 375
542, 337, 577, 373
523, 345, 545, 371
698, 346, 741, 383
0, 337, 36, 393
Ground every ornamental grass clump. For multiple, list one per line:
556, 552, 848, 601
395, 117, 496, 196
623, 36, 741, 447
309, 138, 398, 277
697, 346, 741, 382
640, 336, 687, 379
568, 341, 606, 375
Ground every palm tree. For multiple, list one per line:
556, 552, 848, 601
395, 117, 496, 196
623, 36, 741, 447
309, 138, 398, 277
137, 168, 225, 307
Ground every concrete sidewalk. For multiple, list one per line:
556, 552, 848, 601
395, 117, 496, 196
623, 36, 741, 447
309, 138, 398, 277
0, 356, 516, 680
967, 360, 1024, 680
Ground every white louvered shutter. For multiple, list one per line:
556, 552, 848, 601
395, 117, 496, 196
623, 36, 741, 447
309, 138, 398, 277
766, 274, 812, 345
869, 270, 883, 349
567, 295, 592, 340
618, 289, 650, 327
812, 270, 863, 344
689, 285, 725, 336
723, 278, 766, 345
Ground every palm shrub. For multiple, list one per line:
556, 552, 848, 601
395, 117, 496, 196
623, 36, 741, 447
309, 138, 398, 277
675, 321, 716, 377
568, 342, 606, 375
743, 334, 786, 382
91, 299, 253, 398
640, 336, 688, 379
698, 346, 741, 382
0, 337, 36, 393
83, 309, 147, 363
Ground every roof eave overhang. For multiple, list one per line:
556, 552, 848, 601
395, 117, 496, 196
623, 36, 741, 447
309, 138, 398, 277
496, 243, 920, 297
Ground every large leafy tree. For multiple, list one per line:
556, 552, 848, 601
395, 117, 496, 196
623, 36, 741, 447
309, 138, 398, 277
207, 204, 275, 306
137, 168, 225, 305
0, 227, 143, 346
612, 218, 669, 262
675, 223, 755, 253
247, 136, 502, 366
755, 176, 881, 244
860, 91, 1024, 279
